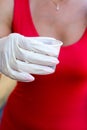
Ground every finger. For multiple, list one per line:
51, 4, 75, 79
9, 71, 35, 82
3, 56, 35, 82
5, 67, 35, 82
35, 37, 63, 47
16, 48, 59, 66
13, 60, 55, 75
20, 36, 59, 57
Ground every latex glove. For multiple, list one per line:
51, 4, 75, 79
0, 33, 61, 82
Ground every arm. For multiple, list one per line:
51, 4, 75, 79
0, 75, 17, 108
0, 0, 13, 36
0, 0, 17, 108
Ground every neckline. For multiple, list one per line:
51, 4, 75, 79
61, 28, 87, 49
27, 0, 87, 48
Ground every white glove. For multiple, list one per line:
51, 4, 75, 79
0, 33, 62, 82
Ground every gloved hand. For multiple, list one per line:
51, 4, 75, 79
0, 33, 62, 82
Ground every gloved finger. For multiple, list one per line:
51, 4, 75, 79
2, 55, 35, 82
32, 37, 62, 47
34, 37, 63, 57
16, 48, 59, 66
4, 67, 35, 82
20, 36, 59, 57
9, 71, 35, 82
11, 60, 55, 75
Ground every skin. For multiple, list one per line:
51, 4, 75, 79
30, 0, 87, 46
0, 74, 17, 108
0, 0, 87, 107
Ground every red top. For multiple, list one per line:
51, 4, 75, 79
1, 0, 87, 129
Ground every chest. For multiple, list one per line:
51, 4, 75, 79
30, 0, 87, 46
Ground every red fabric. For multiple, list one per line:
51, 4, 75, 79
1, 0, 87, 129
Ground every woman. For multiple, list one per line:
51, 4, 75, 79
0, 0, 87, 129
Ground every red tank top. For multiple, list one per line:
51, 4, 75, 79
1, 0, 87, 129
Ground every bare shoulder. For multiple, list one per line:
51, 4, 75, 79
0, 0, 14, 36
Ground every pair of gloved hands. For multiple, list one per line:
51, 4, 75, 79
0, 33, 62, 82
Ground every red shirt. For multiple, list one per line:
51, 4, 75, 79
1, 0, 87, 129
